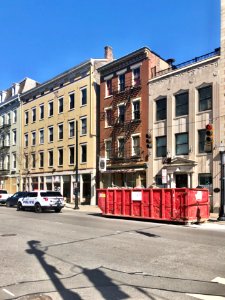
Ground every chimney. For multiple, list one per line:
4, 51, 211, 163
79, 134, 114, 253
104, 46, 113, 61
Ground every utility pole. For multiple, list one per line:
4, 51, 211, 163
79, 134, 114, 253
74, 120, 79, 210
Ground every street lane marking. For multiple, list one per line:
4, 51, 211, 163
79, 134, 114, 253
187, 277, 225, 299
212, 277, 225, 285
186, 294, 225, 299
2, 288, 15, 296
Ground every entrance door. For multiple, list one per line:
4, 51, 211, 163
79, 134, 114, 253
175, 174, 188, 188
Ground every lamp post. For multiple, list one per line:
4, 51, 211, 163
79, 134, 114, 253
74, 120, 79, 210
218, 150, 225, 221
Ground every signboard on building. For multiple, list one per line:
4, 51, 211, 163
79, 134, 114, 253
162, 169, 167, 184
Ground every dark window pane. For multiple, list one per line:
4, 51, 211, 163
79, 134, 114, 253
156, 98, 167, 121
199, 86, 212, 112
175, 92, 188, 117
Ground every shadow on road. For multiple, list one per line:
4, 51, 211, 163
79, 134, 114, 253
26, 240, 129, 299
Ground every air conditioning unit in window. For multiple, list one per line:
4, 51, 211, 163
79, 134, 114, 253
99, 157, 106, 172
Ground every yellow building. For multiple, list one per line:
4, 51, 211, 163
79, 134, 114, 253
20, 56, 110, 205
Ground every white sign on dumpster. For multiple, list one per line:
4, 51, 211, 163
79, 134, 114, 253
132, 191, 142, 201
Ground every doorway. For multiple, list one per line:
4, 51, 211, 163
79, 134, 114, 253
175, 174, 188, 188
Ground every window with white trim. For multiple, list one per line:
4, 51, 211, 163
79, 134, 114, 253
31, 131, 36, 146
80, 117, 87, 135
81, 143, 87, 163
69, 121, 75, 138
48, 150, 53, 167
58, 97, 64, 114
48, 126, 54, 143
39, 129, 44, 144
69, 146, 75, 165
58, 148, 63, 166
58, 123, 63, 140
48, 101, 54, 117
24, 133, 28, 147
105, 140, 112, 159
133, 67, 140, 86
118, 138, 125, 158
39, 152, 44, 168
69, 93, 75, 110
81, 87, 87, 106
105, 108, 113, 127
132, 135, 140, 156
132, 100, 140, 120
40, 104, 44, 120
106, 79, 112, 96
32, 107, 36, 122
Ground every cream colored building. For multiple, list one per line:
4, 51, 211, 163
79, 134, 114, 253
20, 58, 109, 205
0, 78, 38, 193
148, 49, 220, 211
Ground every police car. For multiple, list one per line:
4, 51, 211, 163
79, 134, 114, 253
17, 190, 64, 213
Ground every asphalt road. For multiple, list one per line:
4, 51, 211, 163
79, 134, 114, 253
0, 206, 225, 300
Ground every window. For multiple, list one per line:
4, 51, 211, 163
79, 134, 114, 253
198, 129, 207, 153
155, 175, 164, 188
198, 173, 212, 187
106, 79, 112, 96
175, 92, 188, 117
176, 133, 188, 155
133, 100, 140, 120
69, 93, 75, 110
32, 107, 36, 122
12, 129, 17, 145
24, 133, 28, 147
105, 140, 112, 159
40, 104, 44, 119
25, 111, 29, 125
39, 152, 44, 168
32, 153, 36, 168
31, 131, 36, 146
199, 86, 212, 112
81, 117, 87, 135
12, 153, 16, 169
2, 115, 5, 125
119, 74, 125, 92
58, 97, 63, 113
81, 88, 87, 106
49, 101, 54, 116
118, 105, 125, 123
69, 121, 75, 138
156, 98, 167, 121
13, 110, 17, 123
132, 135, 140, 156
48, 126, 54, 143
118, 138, 125, 157
39, 129, 44, 144
58, 123, 63, 140
156, 136, 167, 157
81, 143, 87, 163
48, 150, 53, 167
105, 108, 113, 127
69, 146, 75, 165
25, 155, 28, 169
133, 67, 140, 86
58, 148, 63, 166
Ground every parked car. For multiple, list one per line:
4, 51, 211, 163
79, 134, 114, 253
6, 192, 29, 207
17, 190, 64, 213
0, 190, 12, 204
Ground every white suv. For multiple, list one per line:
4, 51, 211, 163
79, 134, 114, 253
17, 190, 64, 213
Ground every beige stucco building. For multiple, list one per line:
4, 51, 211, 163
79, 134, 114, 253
20, 57, 109, 205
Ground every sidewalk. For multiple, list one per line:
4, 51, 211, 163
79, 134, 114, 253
64, 204, 225, 224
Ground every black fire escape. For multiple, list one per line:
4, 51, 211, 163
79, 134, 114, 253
101, 80, 144, 164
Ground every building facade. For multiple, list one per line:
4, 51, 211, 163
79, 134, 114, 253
20, 57, 109, 205
98, 47, 169, 188
0, 78, 38, 193
148, 48, 220, 211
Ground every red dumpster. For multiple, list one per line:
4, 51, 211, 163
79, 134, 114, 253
97, 188, 209, 223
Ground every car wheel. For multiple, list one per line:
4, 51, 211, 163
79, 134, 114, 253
17, 202, 23, 211
35, 203, 42, 213
55, 208, 61, 213
6, 201, 11, 207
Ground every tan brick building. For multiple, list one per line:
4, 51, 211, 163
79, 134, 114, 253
20, 58, 109, 205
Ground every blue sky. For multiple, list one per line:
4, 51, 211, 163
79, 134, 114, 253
0, 0, 220, 90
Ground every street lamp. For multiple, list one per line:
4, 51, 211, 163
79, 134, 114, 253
74, 120, 79, 210
218, 150, 225, 221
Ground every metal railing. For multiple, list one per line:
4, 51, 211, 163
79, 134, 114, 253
155, 48, 220, 78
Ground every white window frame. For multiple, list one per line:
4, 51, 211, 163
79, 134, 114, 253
48, 126, 54, 143
58, 148, 63, 166
39, 104, 44, 120
80, 116, 87, 135
69, 146, 75, 165
32, 107, 36, 123
69, 120, 75, 138
12, 129, 17, 145
58, 97, 64, 114
104, 107, 113, 128
80, 87, 87, 106
132, 98, 141, 120
39, 128, 44, 144
58, 123, 64, 140
104, 139, 112, 160
69, 92, 75, 110
24, 133, 28, 147
48, 101, 54, 117
13, 110, 17, 123
131, 134, 140, 156
80, 143, 87, 163
31, 131, 36, 146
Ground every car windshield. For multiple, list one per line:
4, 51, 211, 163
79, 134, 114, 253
0, 190, 7, 194
40, 192, 62, 197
